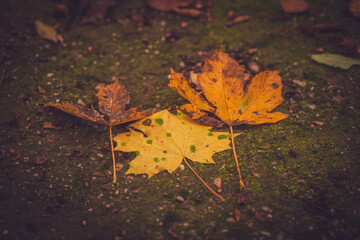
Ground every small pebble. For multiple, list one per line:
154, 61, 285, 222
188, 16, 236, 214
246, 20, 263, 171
115, 163, 123, 170
261, 206, 271, 212
248, 62, 260, 73
82, 220, 87, 226
176, 196, 184, 203
260, 231, 271, 237
308, 104, 317, 110
77, 99, 85, 106
180, 22, 188, 29
179, 164, 185, 170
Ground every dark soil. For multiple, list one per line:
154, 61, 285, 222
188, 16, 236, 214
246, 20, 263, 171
1, 0, 360, 239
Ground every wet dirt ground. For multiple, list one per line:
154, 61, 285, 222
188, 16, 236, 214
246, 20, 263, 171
1, 0, 360, 239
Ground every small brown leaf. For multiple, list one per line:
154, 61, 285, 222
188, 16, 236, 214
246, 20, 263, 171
72, 150, 83, 157
147, 0, 192, 12
103, 142, 111, 151
214, 177, 222, 188
0, 149, 6, 159
12, 109, 21, 121
11, 151, 21, 161
43, 122, 62, 131
332, 95, 342, 103
279, 0, 309, 13
226, 15, 250, 27
350, 0, 360, 17
168, 229, 178, 238
312, 121, 325, 126
0, 68, 7, 87
233, 209, 241, 222
255, 211, 264, 222
35, 157, 48, 165
38, 85, 46, 94
173, 8, 202, 18
236, 193, 247, 205
35, 20, 58, 43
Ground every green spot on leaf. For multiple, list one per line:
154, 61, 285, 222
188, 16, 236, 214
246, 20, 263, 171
218, 134, 229, 140
190, 145, 196, 152
161, 157, 166, 161
146, 140, 153, 145
240, 99, 249, 110
205, 159, 209, 163
155, 118, 164, 126
182, 122, 185, 124
208, 132, 214, 136
121, 143, 126, 146
135, 151, 140, 156
126, 133, 131, 137
166, 132, 172, 137
153, 157, 159, 163
177, 112, 182, 116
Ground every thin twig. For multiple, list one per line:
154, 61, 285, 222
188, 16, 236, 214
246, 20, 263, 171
109, 126, 117, 183
183, 158, 224, 201
230, 126, 246, 189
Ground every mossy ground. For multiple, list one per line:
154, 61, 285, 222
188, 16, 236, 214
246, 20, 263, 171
1, 0, 360, 239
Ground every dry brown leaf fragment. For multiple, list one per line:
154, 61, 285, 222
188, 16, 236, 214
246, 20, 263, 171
43, 122, 62, 131
147, 0, 192, 12
234, 209, 241, 222
38, 85, 46, 94
173, 7, 202, 18
35, 157, 48, 165
35, 20, 58, 43
11, 151, 21, 161
226, 15, 250, 27
0, 68, 6, 87
0, 149, 6, 159
350, 0, 360, 17
237, 193, 247, 205
312, 121, 325, 126
255, 211, 265, 222
214, 177, 222, 188
279, 0, 309, 13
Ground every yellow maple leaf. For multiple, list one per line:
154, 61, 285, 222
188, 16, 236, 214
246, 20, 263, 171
114, 109, 240, 200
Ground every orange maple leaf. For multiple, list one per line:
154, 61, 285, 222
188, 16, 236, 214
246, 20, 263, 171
46, 80, 153, 183
169, 49, 288, 188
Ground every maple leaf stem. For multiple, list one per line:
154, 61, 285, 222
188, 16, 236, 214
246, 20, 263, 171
230, 126, 246, 190
183, 158, 224, 202
109, 126, 117, 184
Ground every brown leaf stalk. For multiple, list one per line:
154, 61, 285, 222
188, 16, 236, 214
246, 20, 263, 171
183, 158, 224, 201
109, 126, 117, 183
230, 126, 246, 189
